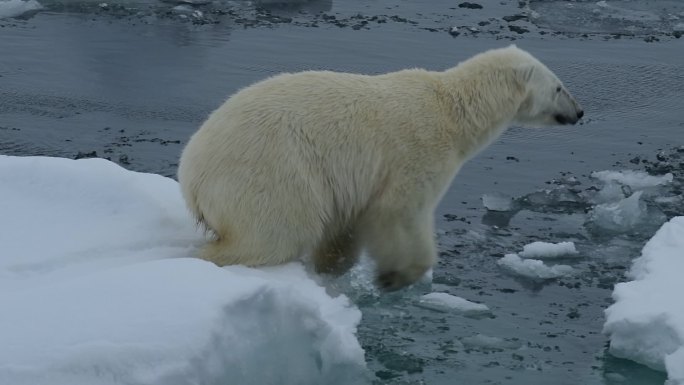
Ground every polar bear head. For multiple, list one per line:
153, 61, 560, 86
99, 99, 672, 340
509, 47, 584, 127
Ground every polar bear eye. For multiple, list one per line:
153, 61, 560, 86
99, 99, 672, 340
555, 86, 561, 93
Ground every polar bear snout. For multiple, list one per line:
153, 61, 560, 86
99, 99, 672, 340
554, 107, 584, 125
553, 91, 584, 125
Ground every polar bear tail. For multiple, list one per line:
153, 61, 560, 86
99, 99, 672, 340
198, 237, 231, 265
198, 233, 268, 267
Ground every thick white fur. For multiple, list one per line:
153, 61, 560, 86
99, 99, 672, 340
178, 45, 582, 291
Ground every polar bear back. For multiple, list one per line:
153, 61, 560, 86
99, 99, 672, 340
179, 69, 460, 235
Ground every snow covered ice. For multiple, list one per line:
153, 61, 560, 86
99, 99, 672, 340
519, 241, 579, 259
604, 217, 684, 384
497, 254, 574, 281
0, 155, 367, 385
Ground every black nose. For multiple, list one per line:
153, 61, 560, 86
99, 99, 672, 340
577, 110, 584, 119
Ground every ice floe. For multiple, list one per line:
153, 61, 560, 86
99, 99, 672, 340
0, 155, 367, 385
604, 216, 684, 384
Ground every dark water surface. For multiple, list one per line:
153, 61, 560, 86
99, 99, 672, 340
1, 1, 683, 384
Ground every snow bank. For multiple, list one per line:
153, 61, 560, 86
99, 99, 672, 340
0, 155, 366, 385
0, 0, 42, 19
604, 217, 684, 384
418, 292, 491, 317
519, 241, 579, 259
497, 254, 574, 280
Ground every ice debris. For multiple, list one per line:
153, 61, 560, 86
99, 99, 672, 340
588, 191, 650, 232
418, 292, 491, 317
592, 170, 673, 190
482, 192, 516, 212
497, 254, 574, 280
519, 241, 579, 259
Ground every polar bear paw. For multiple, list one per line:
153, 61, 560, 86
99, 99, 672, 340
376, 265, 429, 292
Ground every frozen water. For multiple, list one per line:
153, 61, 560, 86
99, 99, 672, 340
418, 292, 491, 317
497, 254, 574, 280
482, 192, 516, 212
604, 217, 684, 384
519, 241, 579, 259
592, 170, 673, 190
0, 261, 367, 385
0, 155, 366, 385
0, 0, 42, 19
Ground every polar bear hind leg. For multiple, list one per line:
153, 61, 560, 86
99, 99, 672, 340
312, 223, 362, 276
359, 209, 436, 291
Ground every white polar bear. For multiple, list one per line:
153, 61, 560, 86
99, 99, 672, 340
178, 45, 583, 291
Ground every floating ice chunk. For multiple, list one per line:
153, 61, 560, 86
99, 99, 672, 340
604, 217, 684, 384
588, 191, 647, 232
604, 372, 627, 382
418, 292, 491, 316
596, 0, 608, 7
519, 241, 579, 259
0, 155, 367, 385
254, 0, 312, 4
497, 254, 574, 280
590, 182, 626, 204
0, 0, 42, 19
161, 0, 213, 4
520, 187, 587, 213
592, 170, 673, 190
482, 192, 516, 212
173, 4, 191, 11
655, 195, 683, 205
461, 334, 521, 350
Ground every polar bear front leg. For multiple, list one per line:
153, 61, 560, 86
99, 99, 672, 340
361, 209, 436, 291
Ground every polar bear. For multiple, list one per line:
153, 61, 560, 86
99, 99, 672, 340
178, 45, 583, 291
